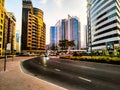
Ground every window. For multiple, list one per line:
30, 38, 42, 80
1, 14, 3, 18
91, 0, 115, 19
1, 20, 3, 24
96, 13, 117, 26
92, 40, 119, 47
0, 32, 2, 35
94, 26, 118, 36
94, 34, 119, 42
0, 38, 2, 41
0, 25, 2, 30
96, 20, 117, 31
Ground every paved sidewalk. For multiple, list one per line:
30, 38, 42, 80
0, 56, 66, 90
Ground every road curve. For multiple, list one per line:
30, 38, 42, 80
21, 56, 120, 90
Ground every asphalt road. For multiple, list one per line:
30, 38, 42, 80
21, 56, 120, 90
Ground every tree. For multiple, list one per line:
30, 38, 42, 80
59, 40, 68, 50
59, 40, 75, 50
68, 40, 75, 48
50, 45, 58, 50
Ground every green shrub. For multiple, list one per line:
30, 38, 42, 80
59, 55, 120, 64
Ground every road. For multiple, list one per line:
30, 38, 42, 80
21, 56, 120, 90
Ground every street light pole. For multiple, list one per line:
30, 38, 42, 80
4, 43, 7, 72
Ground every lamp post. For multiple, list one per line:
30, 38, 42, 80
4, 43, 7, 71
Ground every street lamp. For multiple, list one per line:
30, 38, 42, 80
4, 42, 7, 71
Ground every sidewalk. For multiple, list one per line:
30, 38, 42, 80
0, 56, 66, 90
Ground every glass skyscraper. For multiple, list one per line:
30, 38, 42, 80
70, 17, 80, 50
87, 0, 120, 51
50, 26, 57, 47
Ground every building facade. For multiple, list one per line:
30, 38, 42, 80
3, 12, 16, 54
0, 0, 5, 56
87, 0, 120, 51
21, 0, 46, 54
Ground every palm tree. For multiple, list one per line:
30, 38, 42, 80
68, 40, 75, 48
59, 40, 69, 50
59, 40, 75, 51
50, 45, 58, 51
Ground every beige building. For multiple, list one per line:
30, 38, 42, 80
0, 0, 5, 56
3, 12, 16, 54
21, 0, 46, 54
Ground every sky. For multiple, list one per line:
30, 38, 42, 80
5, 0, 87, 47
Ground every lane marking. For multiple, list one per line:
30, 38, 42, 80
78, 76, 92, 82
80, 66, 96, 70
55, 68, 61, 72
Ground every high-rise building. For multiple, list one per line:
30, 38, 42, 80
70, 16, 81, 50
21, 0, 46, 54
55, 20, 61, 44
87, 0, 120, 51
0, 0, 5, 56
50, 26, 57, 47
6, 12, 16, 54
51, 15, 81, 50
2, 1, 16, 55
61, 19, 66, 40
16, 33, 20, 52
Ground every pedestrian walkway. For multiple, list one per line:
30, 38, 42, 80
0, 56, 66, 90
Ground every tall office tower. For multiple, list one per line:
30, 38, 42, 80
21, 0, 46, 54
55, 20, 61, 45
67, 15, 71, 41
87, 0, 120, 51
70, 16, 81, 50
50, 26, 57, 47
0, 0, 5, 56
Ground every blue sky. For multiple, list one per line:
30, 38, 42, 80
5, 0, 87, 45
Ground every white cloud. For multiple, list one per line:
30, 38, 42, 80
53, 0, 64, 8
40, 0, 47, 4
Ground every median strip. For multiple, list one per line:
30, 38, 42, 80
78, 76, 92, 82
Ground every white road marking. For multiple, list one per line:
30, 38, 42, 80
80, 66, 96, 70
55, 68, 61, 72
78, 76, 92, 82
